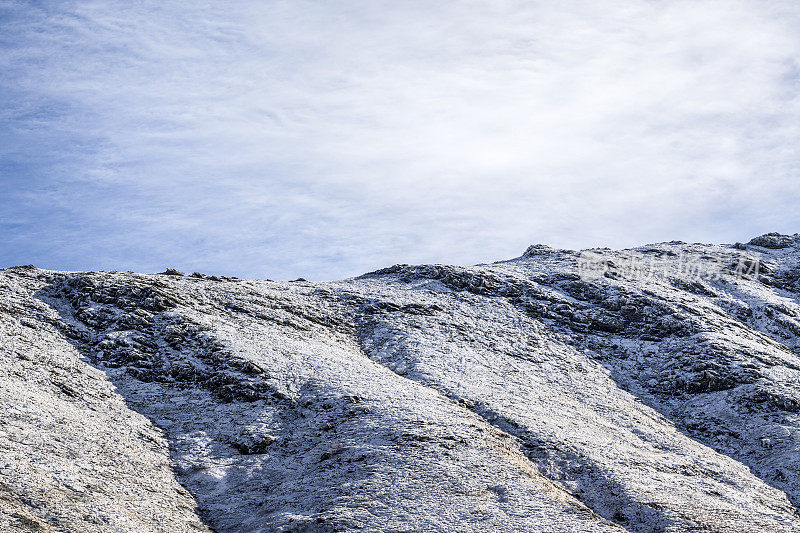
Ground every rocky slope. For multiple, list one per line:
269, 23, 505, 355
2, 233, 800, 532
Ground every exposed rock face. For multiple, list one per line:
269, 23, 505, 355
749, 233, 800, 249
2, 234, 800, 532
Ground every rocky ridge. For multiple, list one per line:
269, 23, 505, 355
1, 233, 800, 531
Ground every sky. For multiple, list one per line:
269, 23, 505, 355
2, 0, 800, 280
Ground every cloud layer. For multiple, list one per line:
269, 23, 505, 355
2, 0, 800, 279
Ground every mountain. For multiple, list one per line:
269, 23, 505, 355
2, 233, 800, 532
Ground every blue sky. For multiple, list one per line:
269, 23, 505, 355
2, 0, 800, 280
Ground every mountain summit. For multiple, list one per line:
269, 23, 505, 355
2, 235, 800, 532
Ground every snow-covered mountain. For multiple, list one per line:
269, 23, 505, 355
2, 233, 800, 532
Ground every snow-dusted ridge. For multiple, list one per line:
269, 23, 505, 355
2, 233, 800, 532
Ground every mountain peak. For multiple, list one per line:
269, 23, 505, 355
3, 238, 800, 531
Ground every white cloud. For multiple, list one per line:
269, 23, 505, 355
2, 0, 800, 278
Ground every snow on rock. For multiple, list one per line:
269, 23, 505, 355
1, 234, 800, 531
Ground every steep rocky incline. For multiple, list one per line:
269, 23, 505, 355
1, 233, 800, 532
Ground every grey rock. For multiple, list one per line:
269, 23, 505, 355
3, 235, 800, 531
749, 232, 798, 249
